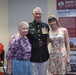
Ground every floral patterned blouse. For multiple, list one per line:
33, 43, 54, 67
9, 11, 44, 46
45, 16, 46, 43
6, 34, 32, 60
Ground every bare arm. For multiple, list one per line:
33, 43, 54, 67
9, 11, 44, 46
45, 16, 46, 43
6, 35, 16, 74
64, 28, 70, 63
7, 59, 12, 74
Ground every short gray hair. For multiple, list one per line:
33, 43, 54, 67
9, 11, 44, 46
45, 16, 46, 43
33, 7, 42, 14
18, 21, 29, 29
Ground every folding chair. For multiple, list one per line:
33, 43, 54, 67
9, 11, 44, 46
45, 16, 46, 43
0, 50, 6, 73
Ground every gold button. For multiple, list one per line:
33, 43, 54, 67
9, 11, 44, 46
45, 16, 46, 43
39, 39, 40, 41
37, 30, 40, 33
38, 25, 39, 27
39, 41, 43, 46
38, 30, 40, 31
38, 34, 40, 36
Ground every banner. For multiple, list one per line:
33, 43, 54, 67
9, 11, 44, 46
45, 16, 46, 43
57, 0, 76, 37
57, 0, 76, 74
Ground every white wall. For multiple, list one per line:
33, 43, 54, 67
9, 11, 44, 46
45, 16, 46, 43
0, 0, 8, 49
0, 0, 8, 67
8, 0, 48, 37
47, 0, 57, 17
0, 0, 8, 53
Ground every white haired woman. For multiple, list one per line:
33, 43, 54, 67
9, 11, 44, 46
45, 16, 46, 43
6, 22, 32, 75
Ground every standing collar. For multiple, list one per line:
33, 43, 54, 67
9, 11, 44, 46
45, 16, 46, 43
33, 20, 42, 25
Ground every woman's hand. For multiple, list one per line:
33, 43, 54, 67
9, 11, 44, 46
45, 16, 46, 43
8, 68, 12, 75
67, 57, 70, 64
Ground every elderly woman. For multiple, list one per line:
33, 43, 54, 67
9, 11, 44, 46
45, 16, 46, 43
6, 22, 32, 75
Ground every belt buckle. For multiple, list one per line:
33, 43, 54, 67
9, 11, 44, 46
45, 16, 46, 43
39, 41, 43, 46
